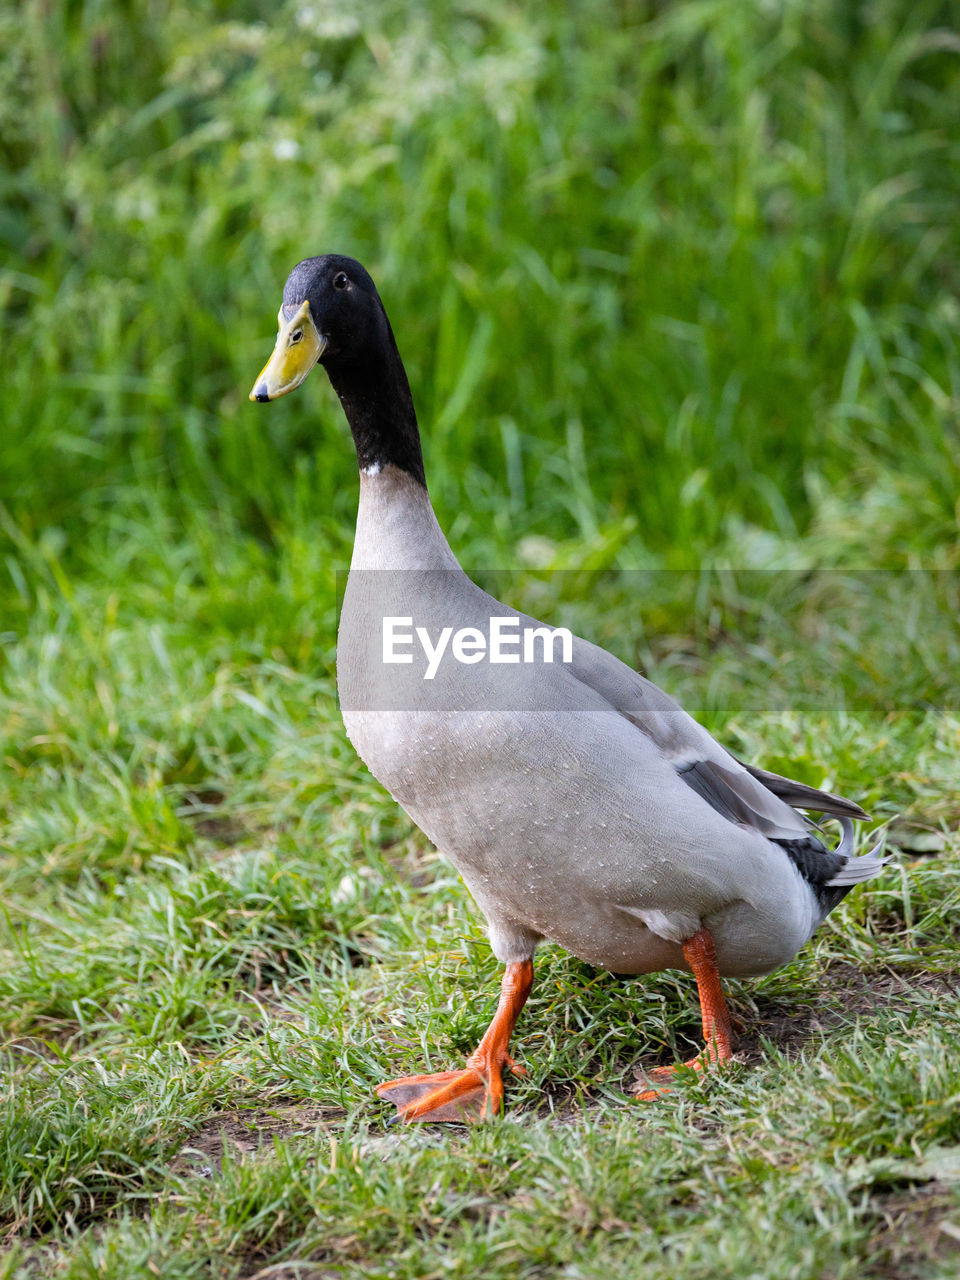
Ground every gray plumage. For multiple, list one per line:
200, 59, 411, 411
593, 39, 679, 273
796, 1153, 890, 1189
338, 467, 886, 980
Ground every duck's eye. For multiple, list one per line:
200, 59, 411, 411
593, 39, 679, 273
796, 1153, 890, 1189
290, 329, 303, 344
333, 272, 349, 290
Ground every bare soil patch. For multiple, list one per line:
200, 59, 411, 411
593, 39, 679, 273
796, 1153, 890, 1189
172, 1103, 346, 1177
867, 1183, 960, 1279
733, 962, 959, 1066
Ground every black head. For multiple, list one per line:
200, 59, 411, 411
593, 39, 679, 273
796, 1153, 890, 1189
249, 254, 425, 485
281, 254, 390, 367
249, 255, 391, 401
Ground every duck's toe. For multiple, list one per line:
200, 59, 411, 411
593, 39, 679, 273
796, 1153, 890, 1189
377, 1067, 499, 1123
631, 1057, 706, 1102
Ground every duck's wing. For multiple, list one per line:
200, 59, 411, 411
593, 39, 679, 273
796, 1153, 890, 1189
565, 634, 868, 842
726, 758, 869, 821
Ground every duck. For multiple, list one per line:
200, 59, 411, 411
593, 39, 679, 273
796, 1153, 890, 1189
249, 254, 886, 1123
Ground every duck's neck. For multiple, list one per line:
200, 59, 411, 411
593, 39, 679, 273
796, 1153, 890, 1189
324, 324, 426, 487
324, 320, 460, 571
350, 464, 461, 571
320, 314, 462, 570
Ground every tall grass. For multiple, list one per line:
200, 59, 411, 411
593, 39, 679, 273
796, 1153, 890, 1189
1, 0, 958, 594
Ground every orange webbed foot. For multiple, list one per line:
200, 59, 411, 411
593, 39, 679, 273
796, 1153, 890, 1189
377, 959, 533, 1125
631, 1054, 712, 1101
377, 1053, 526, 1124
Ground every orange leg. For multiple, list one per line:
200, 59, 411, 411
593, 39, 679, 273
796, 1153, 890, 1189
634, 926, 733, 1101
377, 959, 533, 1123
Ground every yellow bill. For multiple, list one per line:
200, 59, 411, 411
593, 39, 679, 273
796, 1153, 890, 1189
249, 299, 327, 401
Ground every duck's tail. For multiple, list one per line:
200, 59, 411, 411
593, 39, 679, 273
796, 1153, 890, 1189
825, 819, 889, 887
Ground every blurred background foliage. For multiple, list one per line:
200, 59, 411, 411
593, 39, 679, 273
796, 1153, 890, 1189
1, 0, 959, 602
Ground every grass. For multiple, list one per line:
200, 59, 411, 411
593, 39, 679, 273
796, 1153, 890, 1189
2, 0, 960, 1276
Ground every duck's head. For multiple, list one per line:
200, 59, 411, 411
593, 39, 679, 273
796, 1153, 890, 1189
248, 253, 425, 485
249, 254, 388, 402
